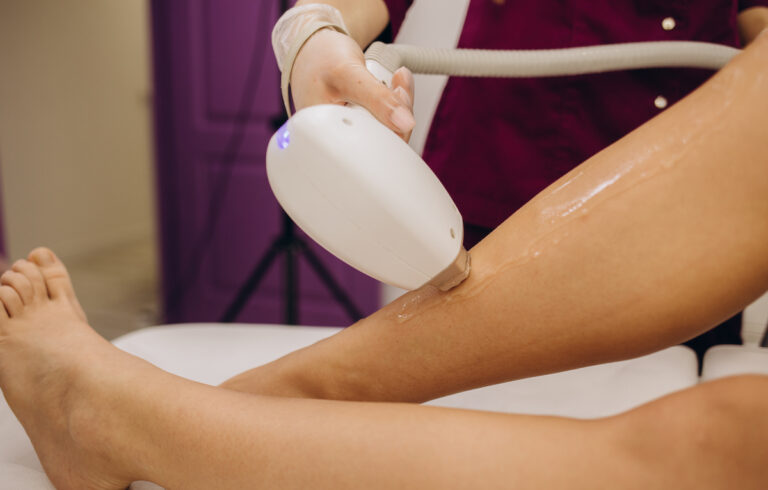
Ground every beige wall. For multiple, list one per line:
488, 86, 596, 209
0, 0, 155, 261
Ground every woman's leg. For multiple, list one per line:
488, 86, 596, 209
1, 251, 768, 489
223, 31, 768, 403
3, 251, 768, 489
609, 374, 768, 489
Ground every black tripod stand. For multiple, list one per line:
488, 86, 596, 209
220, 207, 364, 324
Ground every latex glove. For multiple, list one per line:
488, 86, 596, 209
291, 28, 416, 142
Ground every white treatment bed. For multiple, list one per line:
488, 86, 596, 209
2, 317, 767, 489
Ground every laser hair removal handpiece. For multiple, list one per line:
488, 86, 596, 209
267, 99, 469, 292
267, 39, 739, 292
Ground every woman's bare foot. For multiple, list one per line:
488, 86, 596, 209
0, 247, 135, 489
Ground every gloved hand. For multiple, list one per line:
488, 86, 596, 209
292, 29, 416, 141
273, 5, 416, 142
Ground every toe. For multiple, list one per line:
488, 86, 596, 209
11, 259, 47, 302
0, 271, 34, 305
28, 248, 73, 300
27, 248, 88, 322
0, 285, 24, 317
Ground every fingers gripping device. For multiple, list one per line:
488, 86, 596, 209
268, 6, 740, 292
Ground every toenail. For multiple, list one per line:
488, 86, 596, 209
36, 250, 54, 266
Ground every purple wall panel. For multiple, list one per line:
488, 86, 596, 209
207, 161, 283, 294
151, 0, 379, 326
203, 0, 282, 122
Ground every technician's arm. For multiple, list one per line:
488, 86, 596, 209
286, 1, 416, 139
222, 31, 768, 403
738, 6, 768, 45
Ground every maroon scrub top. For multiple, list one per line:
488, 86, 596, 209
383, 0, 768, 230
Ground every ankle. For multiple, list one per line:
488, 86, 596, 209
64, 359, 152, 484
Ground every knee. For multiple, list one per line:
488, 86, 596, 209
611, 375, 768, 487
693, 375, 768, 425
648, 374, 768, 447
674, 375, 768, 482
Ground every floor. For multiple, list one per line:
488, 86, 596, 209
63, 236, 160, 340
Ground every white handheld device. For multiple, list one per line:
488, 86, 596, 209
266, 103, 470, 291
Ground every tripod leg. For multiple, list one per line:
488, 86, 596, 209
297, 239, 365, 322
220, 241, 284, 322
285, 242, 299, 325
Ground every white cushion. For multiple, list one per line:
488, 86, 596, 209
742, 291, 768, 345
0, 401, 44, 470
429, 346, 699, 418
113, 324, 340, 385
0, 463, 53, 490
701, 345, 768, 381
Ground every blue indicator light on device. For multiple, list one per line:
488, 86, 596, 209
276, 123, 290, 150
